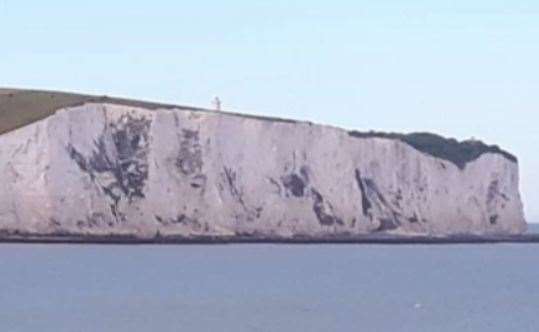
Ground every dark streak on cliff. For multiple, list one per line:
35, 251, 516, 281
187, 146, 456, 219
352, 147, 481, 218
311, 188, 344, 226
67, 113, 151, 223
282, 173, 307, 198
355, 169, 372, 217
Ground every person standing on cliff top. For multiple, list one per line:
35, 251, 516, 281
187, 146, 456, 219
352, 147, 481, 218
212, 96, 222, 111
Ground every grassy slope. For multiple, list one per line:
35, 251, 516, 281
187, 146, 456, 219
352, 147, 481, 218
0, 88, 299, 136
0, 88, 201, 135
0, 88, 516, 168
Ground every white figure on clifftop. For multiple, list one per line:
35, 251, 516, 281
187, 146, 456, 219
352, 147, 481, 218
212, 96, 222, 111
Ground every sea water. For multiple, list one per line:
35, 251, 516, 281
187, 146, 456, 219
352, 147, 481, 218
1, 225, 538, 332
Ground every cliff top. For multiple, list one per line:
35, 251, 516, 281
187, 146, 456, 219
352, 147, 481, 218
0, 88, 297, 136
0, 88, 517, 168
0, 88, 205, 136
348, 131, 517, 169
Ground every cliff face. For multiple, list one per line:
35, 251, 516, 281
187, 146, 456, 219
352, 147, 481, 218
0, 101, 527, 240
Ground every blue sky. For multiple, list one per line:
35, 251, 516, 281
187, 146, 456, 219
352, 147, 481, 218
1, 1, 538, 222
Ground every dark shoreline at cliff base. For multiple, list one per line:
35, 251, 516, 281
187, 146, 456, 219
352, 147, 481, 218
1, 233, 539, 245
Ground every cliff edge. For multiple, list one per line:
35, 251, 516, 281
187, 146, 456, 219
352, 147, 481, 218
0, 89, 527, 241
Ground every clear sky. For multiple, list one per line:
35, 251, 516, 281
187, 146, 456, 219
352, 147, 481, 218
1, 1, 537, 222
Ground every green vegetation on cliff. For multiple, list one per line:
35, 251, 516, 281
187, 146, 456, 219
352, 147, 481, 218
1, 88, 516, 168
0, 88, 197, 135
348, 131, 517, 168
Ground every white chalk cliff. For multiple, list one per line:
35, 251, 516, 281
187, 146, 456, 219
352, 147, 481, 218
0, 101, 527, 240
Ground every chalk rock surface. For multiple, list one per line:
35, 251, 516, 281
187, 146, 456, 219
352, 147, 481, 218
0, 95, 527, 239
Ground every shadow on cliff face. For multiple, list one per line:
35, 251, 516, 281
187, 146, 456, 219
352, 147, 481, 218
279, 165, 344, 227
354, 169, 401, 231
67, 112, 151, 225
175, 128, 207, 191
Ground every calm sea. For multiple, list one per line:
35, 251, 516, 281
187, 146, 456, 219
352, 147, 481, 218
1, 224, 538, 332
